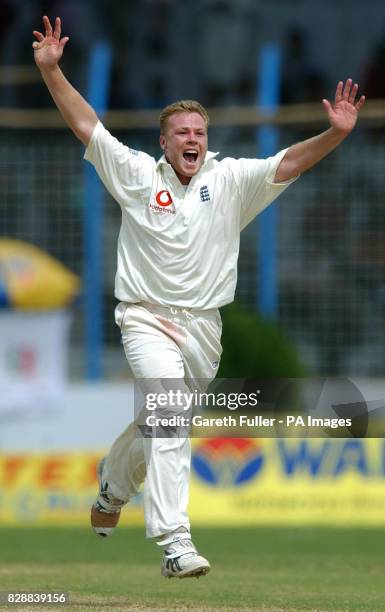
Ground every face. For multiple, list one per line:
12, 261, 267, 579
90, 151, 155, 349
159, 112, 208, 184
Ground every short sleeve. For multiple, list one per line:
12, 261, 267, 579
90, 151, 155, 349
83, 121, 155, 206
230, 148, 299, 230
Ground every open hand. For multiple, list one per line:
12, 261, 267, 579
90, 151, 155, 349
32, 16, 69, 69
322, 79, 365, 134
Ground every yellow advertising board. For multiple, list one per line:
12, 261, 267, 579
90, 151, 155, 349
0, 452, 142, 526
189, 437, 385, 526
1, 438, 385, 526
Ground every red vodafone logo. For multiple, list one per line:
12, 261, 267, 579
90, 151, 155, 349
156, 190, 173, 207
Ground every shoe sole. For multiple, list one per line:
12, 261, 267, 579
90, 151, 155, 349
91, 458, 121, 537
162, 563, 211, 579
91, 504, 121, 537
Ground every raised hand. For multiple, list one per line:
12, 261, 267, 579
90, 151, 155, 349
322, 79, 365, 134
32, 16, 69, 69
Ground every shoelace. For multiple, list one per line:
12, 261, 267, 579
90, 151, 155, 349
99, 481, 125, 508
165, 538, 197, 559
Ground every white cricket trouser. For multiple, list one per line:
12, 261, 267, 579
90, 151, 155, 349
103, 301, 222, 538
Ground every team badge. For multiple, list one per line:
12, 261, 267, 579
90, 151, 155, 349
200, 185, 210, 202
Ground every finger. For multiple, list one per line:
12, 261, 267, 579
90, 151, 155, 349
355, 95, 366, 111
322, 98, 333, 115
342, 78, 352, 100
53, 16, 61, 40
32, 41, 42, 50
43, 15, 52, 37
32, 30, 44, 42
59, 36, 69, 51
335, 81, 343, 104
349, 83, 358, 105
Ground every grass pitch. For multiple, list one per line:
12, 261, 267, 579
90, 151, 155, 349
0, 526, 384, 611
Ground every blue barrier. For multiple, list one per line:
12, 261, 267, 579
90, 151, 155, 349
256, 43, 280, 317
84, 42, 112, 380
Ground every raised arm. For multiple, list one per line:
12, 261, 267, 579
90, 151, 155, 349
32, 16, 98, 146
275, 79, 366, 183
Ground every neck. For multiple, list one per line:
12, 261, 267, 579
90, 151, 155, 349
176, 172, 191, 185
163, 153, 192, 185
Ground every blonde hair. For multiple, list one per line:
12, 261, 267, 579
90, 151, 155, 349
159, 100, 210, 134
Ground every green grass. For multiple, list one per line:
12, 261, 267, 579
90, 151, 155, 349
0, 527, 384, 611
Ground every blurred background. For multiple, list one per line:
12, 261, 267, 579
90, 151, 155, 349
1, 0, 385, 531
2, 0, 385, 380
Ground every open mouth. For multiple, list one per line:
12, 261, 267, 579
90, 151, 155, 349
183, 150, 198, 164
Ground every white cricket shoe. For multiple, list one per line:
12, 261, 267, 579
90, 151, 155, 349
161, 533, 211, 579
90, 457, 127, 537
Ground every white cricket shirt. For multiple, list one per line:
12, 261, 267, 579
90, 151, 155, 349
84, 121, 297, 309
